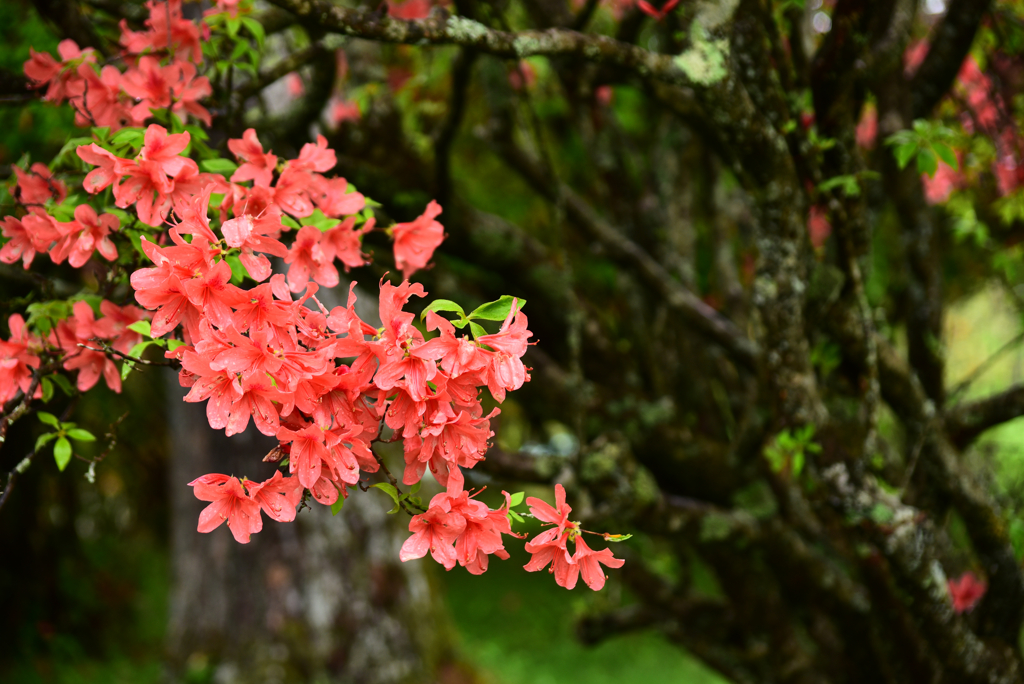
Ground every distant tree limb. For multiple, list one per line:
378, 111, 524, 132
911, 0, 993, 119
945, 385, 1024, 449
266, 0, 696, 88
488, 134, 760, 371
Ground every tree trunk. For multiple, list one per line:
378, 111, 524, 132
165, 374, 453, 683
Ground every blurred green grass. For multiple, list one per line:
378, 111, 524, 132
440, 515, 724, 684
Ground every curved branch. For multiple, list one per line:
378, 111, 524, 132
266, 0, 696, 88
945, 385, 1024, 449
910, 0, 993, 119
489, 137, 759, 371
234, 42, 329, 105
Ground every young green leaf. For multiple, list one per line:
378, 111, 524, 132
372, 482, 402, 514
127, 320, 152, 336
933, 142, 958, 169
127, 340, 157, 361
110, 127, 145, 148
35, 432, 57, 453
916, 147, 938, 177
225, 254, 246, 285
66, 428, 96, 442
893, 141, 918, 170
420, 299, 465, 321
240, 16, 266, 49
199, 158, 239, 175
508, 491, 525, 507
40, 377, 54, 403
54, 437, 72, 471
469, 321, 488, 339
49, 374, 75, 397
331, 495, 345, 516
38, 411, 59, 427
299, 208, 340, 232
468, 295, 524, 322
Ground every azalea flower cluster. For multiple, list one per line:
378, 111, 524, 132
2, 2, 626, 591
24, 0, 212, 131
70, 124, 615, 587
0, 299, 147, 403
3, 169, 119, 269
403, 481, 624, 588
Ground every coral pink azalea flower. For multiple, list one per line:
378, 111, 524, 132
189, 474, 263, 543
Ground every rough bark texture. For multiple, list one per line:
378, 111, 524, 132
167, 378, 451, 683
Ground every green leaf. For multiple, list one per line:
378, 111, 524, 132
50, 374, 74, 397
300, 208, 340, 231
281, 215, 301, 230
603, 533, 633, 542
229, 40, 249, 61
38, 411, 59, 427
508, 510, 525, 524
818, 175, 860, 197
35, 432, 57, 453
40, 377, 53, 403
331, 495, 345, 516
409, 481, 421, 495
1010, 518, 1024, 561
420, 299, 465, 322
52, 199, 79, 222
371, 482, 402, 514
66, 428, 96, 442
469, 321, 487, 339
893, 141, 918, 170
25, 300, 72, 336
508, 491, 525, 507
91, 126, 111, 143
933, 142, 959, 169
241, 16, 266, 49
167, 339, 186, 351
468, 295, 525, 322
110, 127, 145, 148
50, 137, 94, 170
916, 147, 938, 177
199, 158, 239, 175
226, 16, 241, 36
128, 340, 156, 360
54, 437, 72, 471
225, 255, 246, 285
127, 320, 152, 336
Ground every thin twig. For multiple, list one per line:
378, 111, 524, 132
0, 395, 79, 513
79, 340, 175, 367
